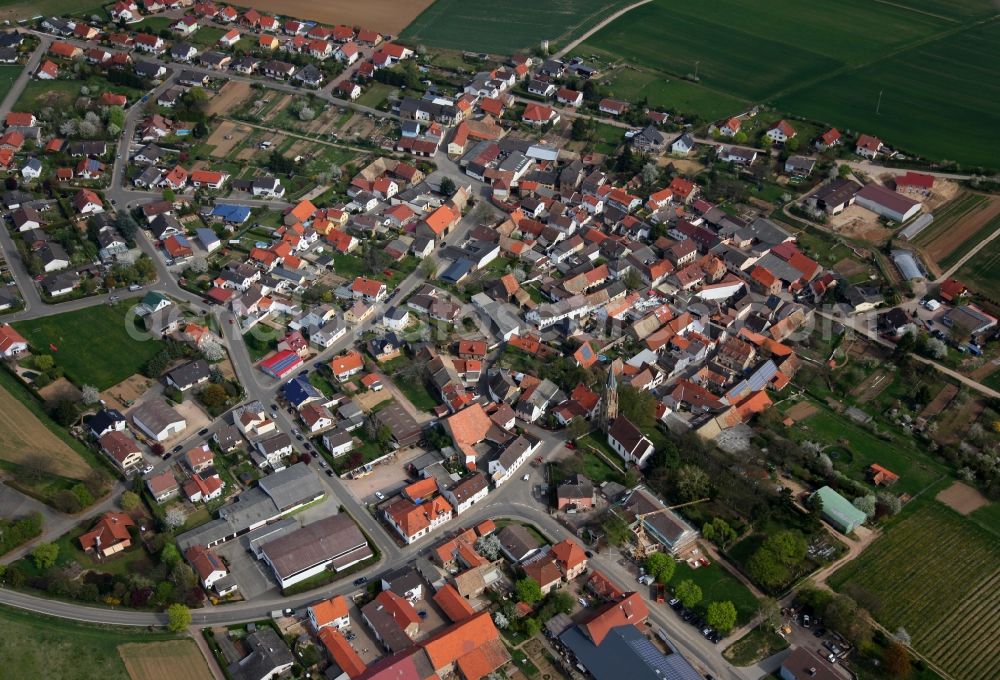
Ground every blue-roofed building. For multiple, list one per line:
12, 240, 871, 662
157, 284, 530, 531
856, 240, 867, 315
283, 377, 322, 409
212, 204, 252, 224
560, 624, 702, 680
196, 227, 221, 253
440, 258, 474, 284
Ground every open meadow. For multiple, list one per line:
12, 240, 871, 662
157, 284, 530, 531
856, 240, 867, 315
0, 605, 182, 680
829, 501, 1000, 680
575, 0, 1000, 168
402, 0, 631, 54
13, 302, 166, 391
118, 641, 214, 680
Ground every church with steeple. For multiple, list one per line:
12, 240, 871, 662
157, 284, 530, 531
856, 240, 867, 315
599, 359, 620, 432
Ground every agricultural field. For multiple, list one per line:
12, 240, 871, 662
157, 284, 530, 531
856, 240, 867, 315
0, 604, 181, 680
229, 0, 434, 34
909, 192, 1000, 275
956, 233, 1000, 302
402, 0, 632, 54
118, 641, 214, 680
0, 0, 106, 21
0, 380, 92, 479
576, 0, 1000, 168
13, 302, 166, 391
829, 501, 1000, 680
777, 20, 1000, 169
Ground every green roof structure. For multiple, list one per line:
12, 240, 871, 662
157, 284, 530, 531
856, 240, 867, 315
812, 486, 867, 534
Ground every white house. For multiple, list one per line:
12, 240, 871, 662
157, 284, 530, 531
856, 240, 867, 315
382, 307, 410, 331
488, 435, 540, 486
322, 429, 354, 458
441, 472, 488, 515
308, 596, 350, 631
607, 416, 655, 467
186, 545, 229, 589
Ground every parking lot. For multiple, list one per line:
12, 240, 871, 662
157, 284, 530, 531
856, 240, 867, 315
216, 537, 276, 600
781, 609, 853, 676
342, 447, 427, 503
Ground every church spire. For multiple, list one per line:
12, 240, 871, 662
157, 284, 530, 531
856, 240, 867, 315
600, 359, 620, 431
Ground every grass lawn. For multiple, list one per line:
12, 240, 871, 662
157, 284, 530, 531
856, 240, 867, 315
136, 16, 173, 33
793, 400, 951, 496
723, 624, 789, 666
0, 604, 180, 680
333, 253, 366, 280
593, 67, 745, 120
401, 0, 633, 53
382, 356, 439, 412
0, 64, 23, 102
14, 302, 166, 391
356, 82, 396, 109
52, 523, 155, 577
829, 500, 1000, 680
190, 26, 228, 47
16, 77, 143, 112
670, 559, 759, 626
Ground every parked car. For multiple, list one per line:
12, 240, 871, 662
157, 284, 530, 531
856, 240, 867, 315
374, 491, 385, 501
325, 469, 334, 477
198, 428, 209, 436
353, 577, 367, 586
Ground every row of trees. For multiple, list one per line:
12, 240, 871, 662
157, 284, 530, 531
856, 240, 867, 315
643, 553, 738, 632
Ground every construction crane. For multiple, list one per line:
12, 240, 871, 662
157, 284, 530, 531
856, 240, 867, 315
631, 498, 709, 559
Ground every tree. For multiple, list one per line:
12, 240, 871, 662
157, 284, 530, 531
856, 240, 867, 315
853, 494, 877, 518
522, 617, 542, 638
162, 188, 175, 202
165, 506, 186, 529
786, 137, 800, 151
540, 591, 575, 620
298, 106, 316, 122
200, 383, 229, 410
643, 552, 676, 584
31, 543, 59, 570
883, 642, 912, 678
493, 611, 509, 629
601, 511, 632, 546
640, 162, 659, 186
34, 354, 54, 371
121, 491, 140, 511
565, 416, 590, 441
675, 465, 710, 501
894, 627, 911, 646
201, 337, 225, 362
476, 534, 503, 561
420, 257, 438, 278
166, 603, 191, 632
618, 384, 656, 430
702, 517, 737, 549
78, 385, 101, 407
171, 562, 197, 590
439, 177, 455, 196
705, 601, 737, 633
762, 531, 807, 567
675, 579, 702, 608
758, 596, 781, 630
515, 577, 543, 604
747, 548, 789, 590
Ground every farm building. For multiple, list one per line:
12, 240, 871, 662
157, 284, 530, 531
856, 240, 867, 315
811, 486, 867, 534
854, 184, 922, 222
891, 250, 926, 281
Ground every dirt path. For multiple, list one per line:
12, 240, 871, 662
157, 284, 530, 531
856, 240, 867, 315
936, 210, 1000, 281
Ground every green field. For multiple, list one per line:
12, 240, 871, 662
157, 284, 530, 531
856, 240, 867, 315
0, 64, 23, 103
777, 20, 1000, 169
13, 302, 166, 390
576, 0, 1000, 168
829, 501, 1000, 680
0, 604, 180, 680
794, 401, 950, 495
356, 82, 396, 109
0, 0, 106, 19
16, 78, 143, 112
600, 68, 745, 121
956, 227, 1000, 301
670, 560, 759, 626
401, 0, 631, 53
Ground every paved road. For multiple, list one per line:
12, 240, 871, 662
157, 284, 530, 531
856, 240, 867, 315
0, 35, 49, 120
